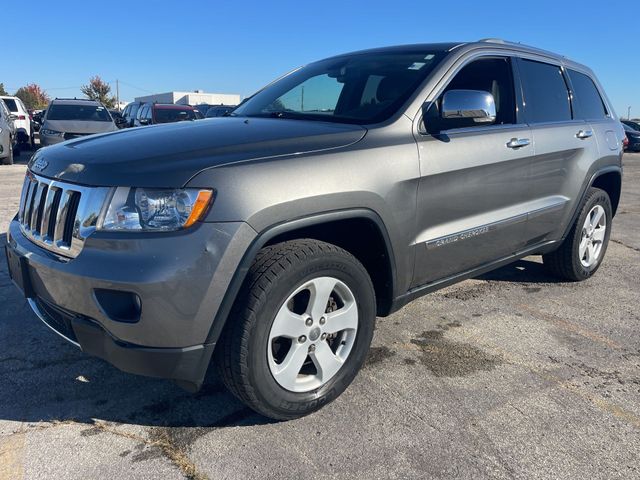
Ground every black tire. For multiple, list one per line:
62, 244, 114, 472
1, 142, 13, 165
215, 239, 376, 420
543, 187, 612, 281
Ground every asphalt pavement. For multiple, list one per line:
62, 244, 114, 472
1, 148, 639, 480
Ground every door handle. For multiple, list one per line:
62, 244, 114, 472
576, 130, 593, 139
506, 138, 530, 149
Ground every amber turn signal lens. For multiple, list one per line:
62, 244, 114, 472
184, 190, 214, 228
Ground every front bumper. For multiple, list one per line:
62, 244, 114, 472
6, 218, 257, 389
39, 133, 65, 146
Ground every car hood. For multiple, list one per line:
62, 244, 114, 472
30, 118, 367, 187
43, 119, 117, 135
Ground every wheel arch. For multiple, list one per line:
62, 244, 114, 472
561, 165, 622, 241
205, 209, 398, 346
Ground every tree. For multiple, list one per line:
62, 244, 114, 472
0, 83, 7, 96
81, 75, 116, 108
15, 84, 50, 110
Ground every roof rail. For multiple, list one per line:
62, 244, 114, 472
53, 97, 99, 101
476, 38, 566, 59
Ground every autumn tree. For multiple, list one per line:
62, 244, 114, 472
0, 83, 8, 96
15, 84, 50, 110
81, 75, 116, 108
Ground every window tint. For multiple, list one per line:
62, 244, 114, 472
443, 57, 516, 125
567, 69, 607, 120
47, 104, 112, 121
519, 59, 571, 123
153, 107, 196, 123
2, 98, 18, 112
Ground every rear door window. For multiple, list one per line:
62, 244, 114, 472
567, 69, 608, 120
519, 59, 572, 123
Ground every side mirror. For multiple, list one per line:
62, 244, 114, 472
9, 114, 17, 121
441, 90, 496, 124
138, 118, 149, 126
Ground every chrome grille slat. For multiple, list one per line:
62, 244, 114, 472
17, 172, 111, 259
40, 187, 60, 243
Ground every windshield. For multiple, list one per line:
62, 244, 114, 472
2, 98, 18, 113
47, 104, 112, 122
154, 108, 197, 123
233, 50, 447, 124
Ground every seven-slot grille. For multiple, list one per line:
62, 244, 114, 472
17, 172, 111, 258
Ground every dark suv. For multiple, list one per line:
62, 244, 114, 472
134, 103, 200, 126
5, 39, 623, 420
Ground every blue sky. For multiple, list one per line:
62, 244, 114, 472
4, 0, 637, 118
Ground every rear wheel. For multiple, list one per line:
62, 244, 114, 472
543, 187, 612, 281
215, 239, 376, 420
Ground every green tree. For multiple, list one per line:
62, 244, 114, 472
15, 84, 50, 110
0, 83, 8, 96
81, 75, 116, 108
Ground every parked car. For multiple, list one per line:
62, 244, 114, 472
623, 123, 640, 151
6, 39, 623, 420
205, 105, 236, 118
121, 101, 145, 128
39, 98, 118, 146
1, 95, 33, 150
109, 109, 128, 129
192, 104, 213, 116
0, 99, 16, 165
622, 119, 640, 131
31, 109, 46, 132
134, 103, 199, 126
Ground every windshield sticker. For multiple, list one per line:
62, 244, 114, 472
408, 62, 426, 70
424, 54, 435, 60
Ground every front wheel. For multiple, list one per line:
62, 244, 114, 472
215, 239, 376, 420
543, 187, 612, 281
1, 142, 13, 165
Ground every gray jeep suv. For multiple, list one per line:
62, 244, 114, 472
5, 39, 624, 420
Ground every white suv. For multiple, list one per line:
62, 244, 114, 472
0, 99, 16, 164
1, 96, 33, 152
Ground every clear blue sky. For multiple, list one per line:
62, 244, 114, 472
4, 0, 637, 118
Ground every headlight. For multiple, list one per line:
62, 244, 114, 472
99, 187, 214, 231
40, 128, 64, 137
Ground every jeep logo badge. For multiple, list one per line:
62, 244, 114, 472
33, 158, 49, 172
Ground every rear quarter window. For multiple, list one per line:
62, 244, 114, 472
567, 69, 608, 120
2, 98, 18, 112
519, 59, 572, 123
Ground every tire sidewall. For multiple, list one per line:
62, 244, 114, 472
246, 253, 375, 417
570, 189, 612, 279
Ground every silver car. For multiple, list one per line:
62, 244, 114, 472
39, 98, 118, 146
6, 39, 624, 420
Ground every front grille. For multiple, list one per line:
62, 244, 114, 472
17, 172, 111, 258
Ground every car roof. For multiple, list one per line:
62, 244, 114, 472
50, 98, 103, 106
324, 39, 582, 69
152, 104, 195, 110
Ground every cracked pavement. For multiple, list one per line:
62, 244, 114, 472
1, 149, 639, 479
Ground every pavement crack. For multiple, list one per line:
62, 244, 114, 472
611, 239, 640, 253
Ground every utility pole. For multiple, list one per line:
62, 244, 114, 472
116, 79, 120, 111
628, 106, 631, 120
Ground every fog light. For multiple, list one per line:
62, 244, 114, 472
93, 289, 142, 323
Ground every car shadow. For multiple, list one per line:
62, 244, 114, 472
0, 233, 268, 429
474, 258, 563, 284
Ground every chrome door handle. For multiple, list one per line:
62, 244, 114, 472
576, 130, 593, 139
506, 138, 530, 149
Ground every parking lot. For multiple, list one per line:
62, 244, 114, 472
0, 150, 638, 479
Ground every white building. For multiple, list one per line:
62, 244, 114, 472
134, 90, 240, 106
